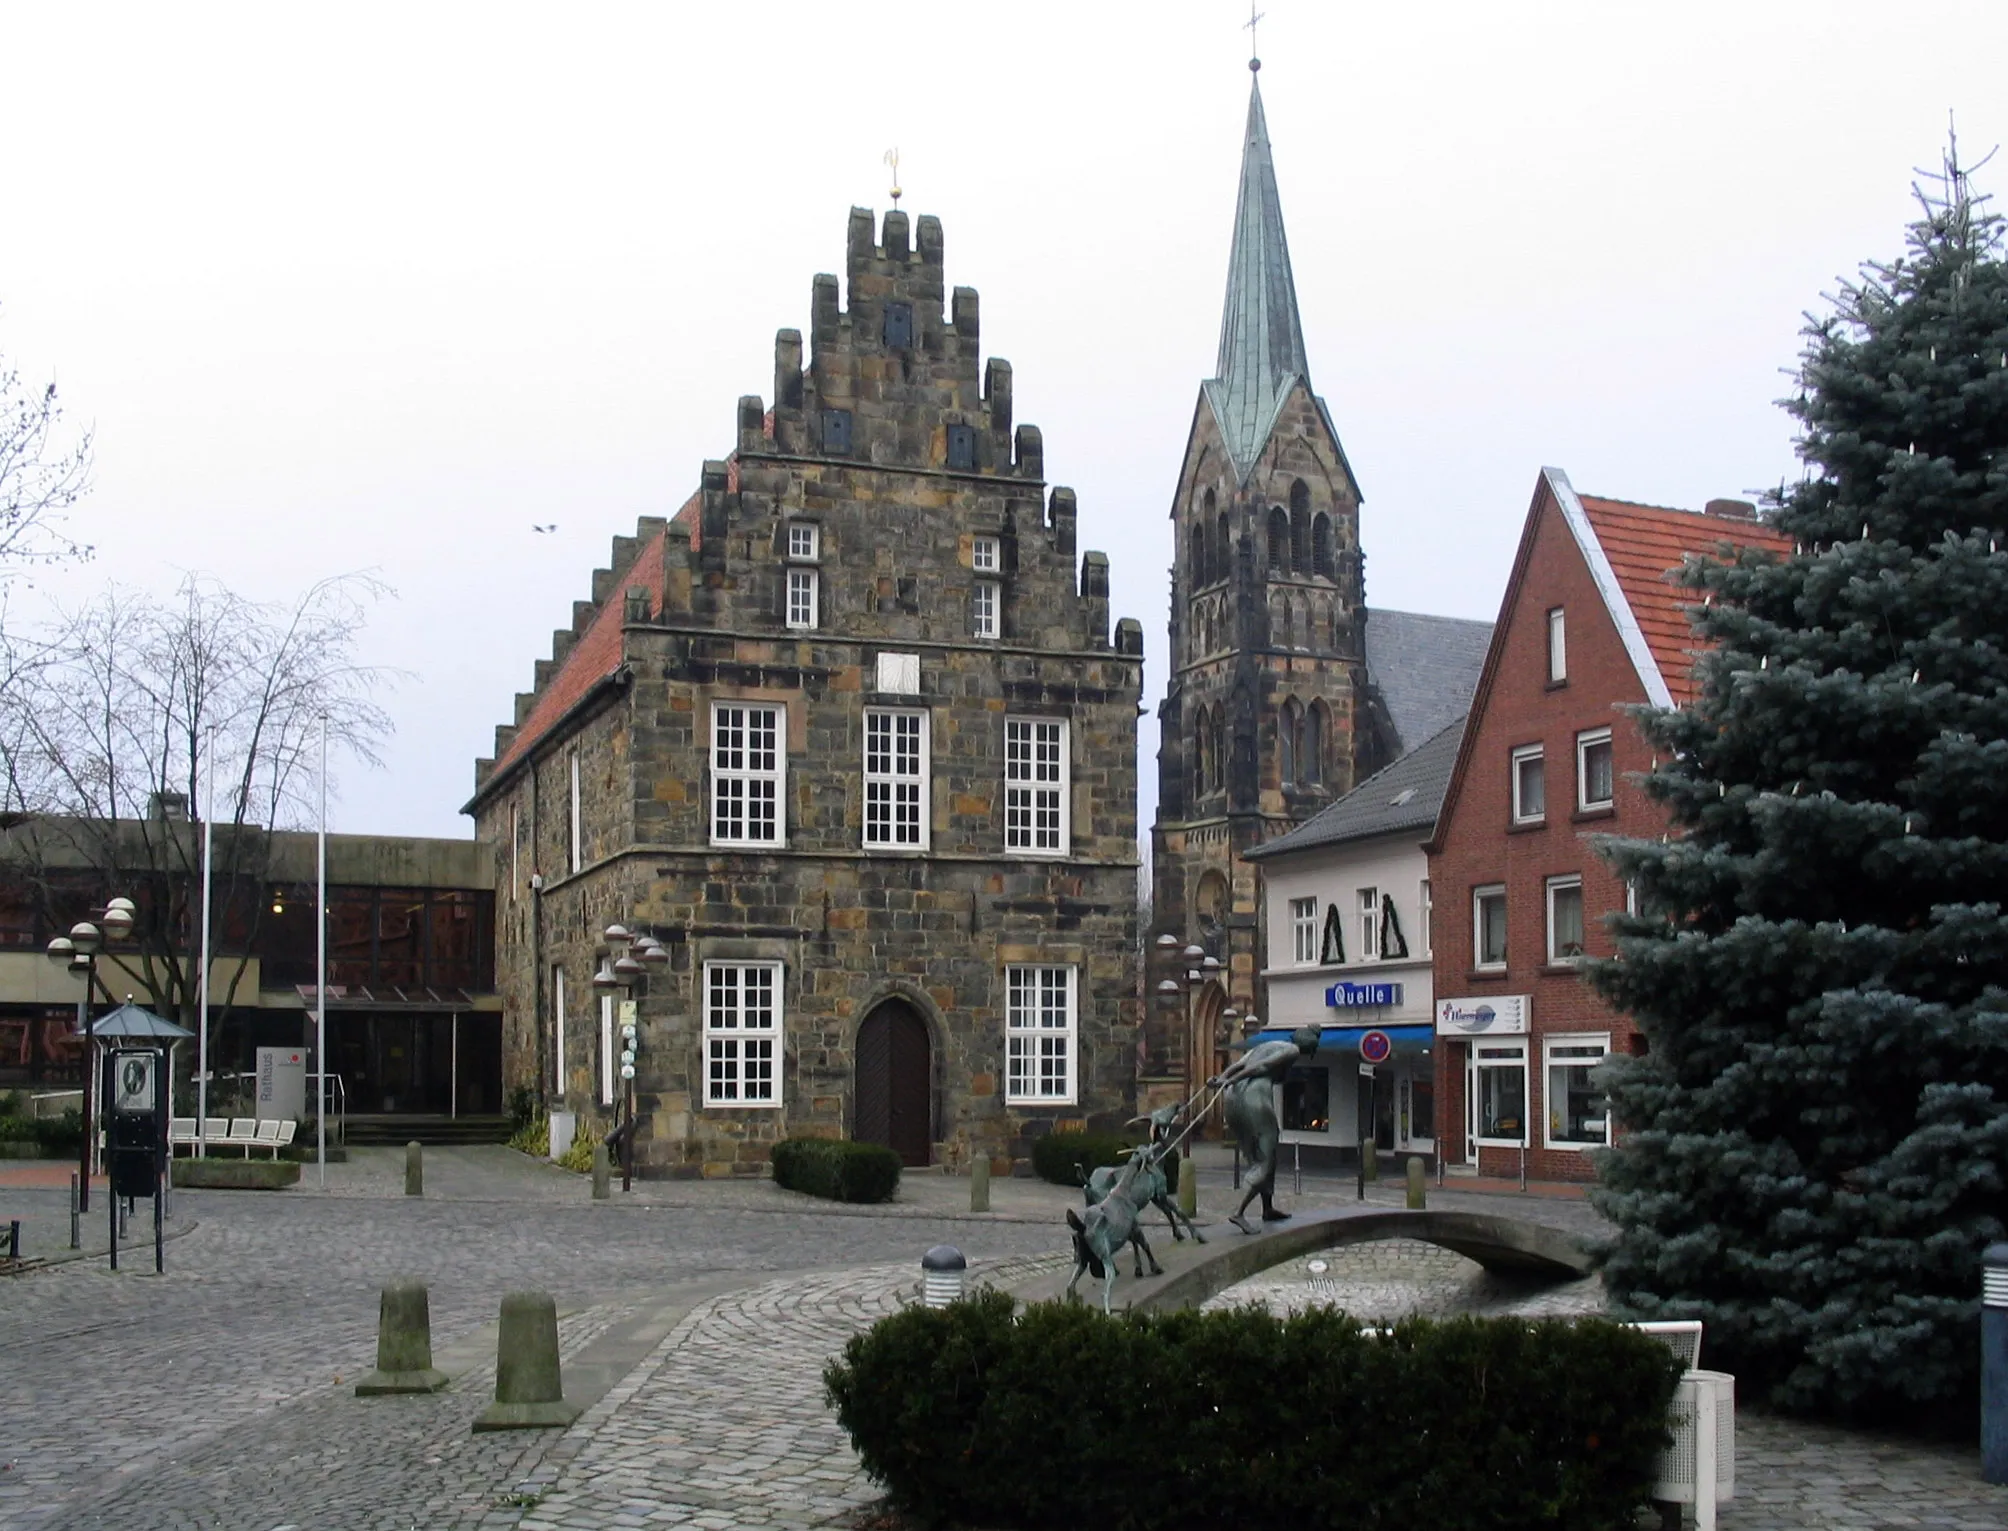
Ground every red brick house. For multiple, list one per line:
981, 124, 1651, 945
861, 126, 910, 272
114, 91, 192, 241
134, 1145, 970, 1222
1426, 467, 1789, 1183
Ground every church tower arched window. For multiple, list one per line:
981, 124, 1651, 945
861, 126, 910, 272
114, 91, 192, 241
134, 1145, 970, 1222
1304, 701, 1328, 784
1312, 513, 1334, 579
1216, 510, 1232, 584
1267, 507, 1290, 575
1289, 481, 1311, 574
1190, 524, 1207, 590
1279, 698, 1302, 785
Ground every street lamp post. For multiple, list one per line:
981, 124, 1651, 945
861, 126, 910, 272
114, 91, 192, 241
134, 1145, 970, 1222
45, 896, 136, 1215
592, 923, 667, 1192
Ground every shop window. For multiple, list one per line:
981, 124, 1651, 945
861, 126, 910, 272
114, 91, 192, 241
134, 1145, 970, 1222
1547, 875, 1585, 963
1474, 1040, 1527, 1145
1511, 745, 1545, 823
1474, 884, 1507, 969
1544, 1034, 1610, 1148
1577, 728, 1614, 810
1290, 897, 1317, 964
1284, 1064, 1329, 1132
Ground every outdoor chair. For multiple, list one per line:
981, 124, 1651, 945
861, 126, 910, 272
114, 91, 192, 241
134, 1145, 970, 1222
202, 1117, 236, 1151
168, 1118, 197, 1157
225, 1118, 260, 1156
251, 1120, 285, 1156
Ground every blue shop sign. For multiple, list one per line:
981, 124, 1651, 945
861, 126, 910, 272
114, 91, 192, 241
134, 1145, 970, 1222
1325, 980, 1404, 1009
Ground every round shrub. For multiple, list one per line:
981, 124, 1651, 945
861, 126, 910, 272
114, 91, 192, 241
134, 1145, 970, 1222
1032, 1130, 1178, 1191
772, 1137, 902, 1203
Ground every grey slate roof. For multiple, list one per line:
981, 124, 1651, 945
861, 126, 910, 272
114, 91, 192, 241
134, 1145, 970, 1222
1363, 606, 1494, 754
1203, 69, 1311, 484
1247, 716, 1467, 859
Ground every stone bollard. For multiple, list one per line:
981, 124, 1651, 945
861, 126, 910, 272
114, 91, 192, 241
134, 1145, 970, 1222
1985, 1241, 2008, 1484
1360, 1139, 1378, 1182
969, 1154, 990, 1213
473, 1292, 582, 1431
1178, 1154, 1198, 1219
591, 1142, 611, 1201
404, 1141, 423, 1197
356, 1280, 450, 1395
1406, 1156, 1427, 1210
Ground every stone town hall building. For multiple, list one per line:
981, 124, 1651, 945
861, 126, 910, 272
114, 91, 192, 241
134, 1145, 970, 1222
466, 208, 1143, 1176
1146, 62, 1489, 1108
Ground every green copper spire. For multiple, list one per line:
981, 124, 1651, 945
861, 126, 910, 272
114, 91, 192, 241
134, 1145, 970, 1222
1203, 62, 1311, 484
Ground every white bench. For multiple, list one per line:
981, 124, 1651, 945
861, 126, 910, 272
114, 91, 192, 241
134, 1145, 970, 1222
249, 1120, 298, 1158
168, 1118, 198, 1157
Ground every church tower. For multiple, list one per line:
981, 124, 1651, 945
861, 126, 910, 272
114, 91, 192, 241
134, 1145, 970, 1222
1145, 57, 1378, 1110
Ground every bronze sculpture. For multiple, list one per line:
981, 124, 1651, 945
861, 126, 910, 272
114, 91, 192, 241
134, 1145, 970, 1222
1213, 1024, 1322, 1234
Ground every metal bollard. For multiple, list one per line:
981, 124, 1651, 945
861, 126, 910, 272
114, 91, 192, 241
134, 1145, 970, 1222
1985, 1242, 2008, 1484
921, 1245, 967, 1308
70, 1172, 80, 1250
405, 1141, 423, 1197
1405, 1155, 1426, 1210
969, 1155, 990, 1213
1293, 1141, 1301, 1196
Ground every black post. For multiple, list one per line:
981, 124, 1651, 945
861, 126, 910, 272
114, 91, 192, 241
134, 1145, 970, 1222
621, 1073, 634, 1193
76, 976, 93, 1215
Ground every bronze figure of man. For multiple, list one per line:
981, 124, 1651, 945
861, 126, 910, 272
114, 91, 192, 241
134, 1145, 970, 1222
1211, 1024, 1321, 1234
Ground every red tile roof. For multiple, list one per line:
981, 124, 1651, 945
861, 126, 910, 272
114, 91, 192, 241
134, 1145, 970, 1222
487, 527, 667, 782
1578, 495, 1791, 705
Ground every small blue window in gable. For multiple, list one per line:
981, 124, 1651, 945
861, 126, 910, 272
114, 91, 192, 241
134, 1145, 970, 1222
947, 424, 976, 470
883, 301, 914, 350
822, 409, 853, 455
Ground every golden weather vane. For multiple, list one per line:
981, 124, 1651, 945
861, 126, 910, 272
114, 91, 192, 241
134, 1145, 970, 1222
884, 148, 902, 207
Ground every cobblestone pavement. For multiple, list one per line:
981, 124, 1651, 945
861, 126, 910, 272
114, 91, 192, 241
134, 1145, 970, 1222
7, 1148, 2003, 1531
1206, 1236, 1607, 1320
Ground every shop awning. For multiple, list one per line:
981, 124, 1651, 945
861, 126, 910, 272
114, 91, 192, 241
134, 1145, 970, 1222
292, 985, 488, 1013
1256, 1024, 1435, 1060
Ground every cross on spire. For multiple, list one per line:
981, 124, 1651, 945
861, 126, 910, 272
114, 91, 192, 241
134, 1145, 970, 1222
1245, 2, 1265, 69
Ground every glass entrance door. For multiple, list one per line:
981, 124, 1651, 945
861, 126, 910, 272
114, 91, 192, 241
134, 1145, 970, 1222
1397, 1071, 1435, 1153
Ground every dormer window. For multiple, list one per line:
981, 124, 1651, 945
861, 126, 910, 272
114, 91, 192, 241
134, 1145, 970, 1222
947, 424, 976, 470
972, 535, 1000, 573
787, 522, 820, 562
883, 301, 914, 349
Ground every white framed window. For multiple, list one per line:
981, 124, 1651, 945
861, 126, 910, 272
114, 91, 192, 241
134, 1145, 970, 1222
568, 752, 582, 874
599, 993, 615, 1107
1474, 884, 1507, 969
786, 567, 819, 630
1544, 1033, 1610, 1148
972, 535, 1000, 572
1577, 728, 1614, 811
1004, 716, 1068, 855
1547, 875, 1586, 964
1420, 879, 1433, 957
551, 965, 567, 1101
1511, 745, 1545, 824
1357, 887, 1380, 961
1547, 606, 1567, 684
711, 703, 784, 846
1005, 964, 1076, 1104
864, 708, 929, 850
973, 579, 1000, 639
1289, 897, 1318, 965
1625, 879, 1639, 918
1474, 1039, 1528, 1146
787, 521, 820, 562
704, 961, 781, 1107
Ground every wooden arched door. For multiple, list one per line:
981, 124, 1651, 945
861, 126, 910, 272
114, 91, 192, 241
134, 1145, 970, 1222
855, 1000, 933, 1166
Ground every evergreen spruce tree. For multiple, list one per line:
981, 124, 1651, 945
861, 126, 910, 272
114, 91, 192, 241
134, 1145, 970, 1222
1591, 143, 2008, 1421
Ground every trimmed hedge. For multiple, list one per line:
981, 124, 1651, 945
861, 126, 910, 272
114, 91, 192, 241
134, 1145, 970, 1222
172, 1158, 301, 1190
771, 1137, 902, 1204
0, 1109, 83, 1153
1032, 1130, 1178, 1192
825, 1291, 1682, 1531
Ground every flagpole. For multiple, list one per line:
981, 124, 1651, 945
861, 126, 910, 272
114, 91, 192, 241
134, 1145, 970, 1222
316, 710, 328, 1191
197, 728, 214, 1158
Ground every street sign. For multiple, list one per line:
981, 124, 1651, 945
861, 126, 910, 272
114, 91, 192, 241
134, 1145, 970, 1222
1357, 1063, 1376, 1078
1359, 1029, 1393, 1064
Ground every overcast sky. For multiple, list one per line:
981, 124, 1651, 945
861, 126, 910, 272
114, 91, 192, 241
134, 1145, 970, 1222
3, 1, 2003, 840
